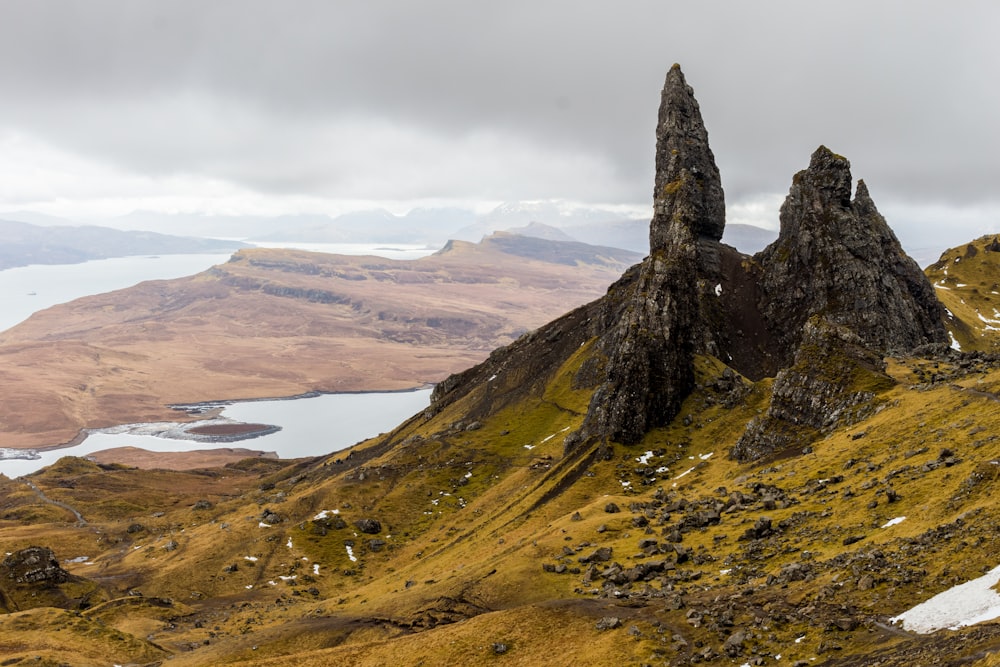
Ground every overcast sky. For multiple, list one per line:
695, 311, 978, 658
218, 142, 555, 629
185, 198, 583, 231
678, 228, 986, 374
0, 1, 997, 250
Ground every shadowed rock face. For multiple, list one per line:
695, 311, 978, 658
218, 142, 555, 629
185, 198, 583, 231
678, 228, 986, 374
2, 546, 69, 585
756, 147, 947, 363
650, 64, 726, 250
575, 65, 721, 446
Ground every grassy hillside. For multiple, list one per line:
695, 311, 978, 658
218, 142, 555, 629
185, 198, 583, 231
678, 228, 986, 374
926, 235, 1000, 353
1, 238, 999, 665
0, 236, 639, 449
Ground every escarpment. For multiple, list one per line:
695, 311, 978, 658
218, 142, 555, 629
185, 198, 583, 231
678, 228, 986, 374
756, 147, 947, 361
429, 64, 949, 463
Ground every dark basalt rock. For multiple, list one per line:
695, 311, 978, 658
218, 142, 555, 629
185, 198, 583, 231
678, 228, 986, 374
426, 66, 949, 466
2, 546, 70, 585
574, 65, 717, 446
756, 146, 947, 362
730, 148, 948, 461
651, 64, 726, 249
731, 317, 895, 461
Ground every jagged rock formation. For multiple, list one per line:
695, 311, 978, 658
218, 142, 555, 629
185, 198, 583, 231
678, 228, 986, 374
571, 65, 720, 446
730, 149, 949, 460
756, 147, 947, 362
431, 65, 949, 462
650, 64, 726, 249
1, 546, 69, 585
731, 317, 895, 461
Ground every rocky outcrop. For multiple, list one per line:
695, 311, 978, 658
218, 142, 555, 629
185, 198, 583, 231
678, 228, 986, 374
731, 318, 895, 461
650, 64, 726, 249
574, 65, 720, 446
2, 546, 70, 585
756, 147, 947, 362
428, 66, 949, 463
731, 148, 949, 461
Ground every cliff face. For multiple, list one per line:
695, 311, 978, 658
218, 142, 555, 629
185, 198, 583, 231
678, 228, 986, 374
431, 64, 949, 462
756, 147, 947, 362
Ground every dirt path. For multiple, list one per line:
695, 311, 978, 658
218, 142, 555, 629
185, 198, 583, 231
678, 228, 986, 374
23, 479, 87, 526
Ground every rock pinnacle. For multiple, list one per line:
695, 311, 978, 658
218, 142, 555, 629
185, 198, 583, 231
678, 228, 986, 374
650, 64, 726, 251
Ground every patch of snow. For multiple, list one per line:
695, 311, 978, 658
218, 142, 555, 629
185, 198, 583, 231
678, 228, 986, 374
795, 635, 805, 643
882, 516, 906, 528
268, 580, 277, 586
949, 330, 962, 351
620, 480, 631, 488
244, 555, 258, 562
286, 537, 293, 549
945, 307, 955, 318
675, 466, 696, 480
636, 450, 654, 465
656, 466, 669, 473
313, 563, 320, 575
891, 564, 1000, 633
245, 584, 253, 589
957, 283, 968, 287
720, 569, 731, 575
258, 522, 272, 528
464, 471, 472, 478
934, 283, 951, 290
524, 444, 535, 450
714, 283, 723, 297
488, 374, 497, 382
65, 556, 90, 563
346, 545, 357, 563
279, 575, 296, 581
699, 452, 714, 461
955, 257, 961, 263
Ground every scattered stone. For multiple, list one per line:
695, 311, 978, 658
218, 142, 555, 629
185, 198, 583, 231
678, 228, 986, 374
355, 518, 382, 534
595, 616, 622, 631
579, 547, 613, 564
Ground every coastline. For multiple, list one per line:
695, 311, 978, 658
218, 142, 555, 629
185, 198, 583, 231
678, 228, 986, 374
3, 382, 436, 457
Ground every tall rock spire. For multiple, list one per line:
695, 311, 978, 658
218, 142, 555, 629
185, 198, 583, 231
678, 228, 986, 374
650, 64, 726, 251
574, 65, 725, 447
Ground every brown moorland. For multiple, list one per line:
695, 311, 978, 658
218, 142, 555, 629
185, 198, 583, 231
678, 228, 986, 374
0, 233, 639, 449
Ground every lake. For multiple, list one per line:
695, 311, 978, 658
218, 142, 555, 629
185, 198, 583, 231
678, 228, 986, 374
0, 389, 432, 478
0, 244, 442, 477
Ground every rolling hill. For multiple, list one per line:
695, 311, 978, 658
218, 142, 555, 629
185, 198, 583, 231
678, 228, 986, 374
1, 65, 999, 667
0, 233, 640, 449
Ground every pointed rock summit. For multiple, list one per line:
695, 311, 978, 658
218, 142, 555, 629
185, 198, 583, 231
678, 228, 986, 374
428, 66, 950, 467
756, 145, 946, 360
650, 64, 726, 251
573, 64, 726, 447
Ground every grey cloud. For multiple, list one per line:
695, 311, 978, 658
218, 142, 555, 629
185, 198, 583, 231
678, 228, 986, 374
0, 0, 998, 215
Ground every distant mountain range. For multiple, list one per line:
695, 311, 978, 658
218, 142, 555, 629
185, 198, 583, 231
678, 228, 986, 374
0, 218, 248, 270
0, 204, 781, 263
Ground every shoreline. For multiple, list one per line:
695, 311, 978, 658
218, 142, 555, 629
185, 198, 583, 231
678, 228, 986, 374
167, 382, 435, 412
1, 383, 436, 456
